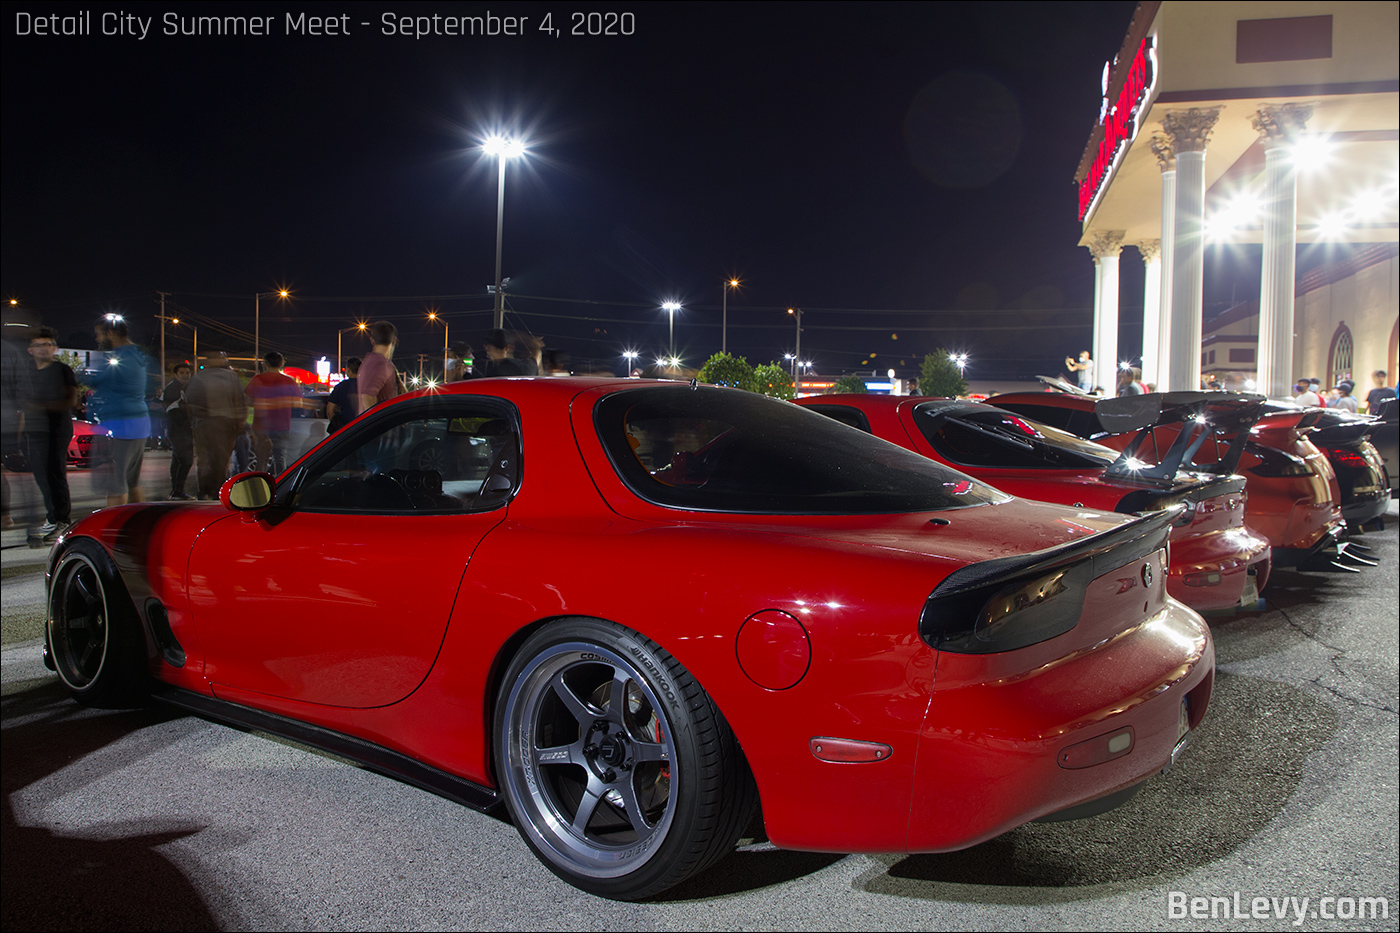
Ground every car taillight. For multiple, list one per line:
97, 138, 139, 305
1324, 447, 1368, 468
1249, 447, 1312, 476
922, 563, 1089, 654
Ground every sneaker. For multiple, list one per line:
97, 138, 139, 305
169, 493, 194, 500
36, 522, 58, 536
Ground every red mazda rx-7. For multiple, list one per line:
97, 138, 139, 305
45, 379, 1213, 899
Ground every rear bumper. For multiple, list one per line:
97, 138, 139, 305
905, 597, 1213, 852
1166, 527, 1272, 611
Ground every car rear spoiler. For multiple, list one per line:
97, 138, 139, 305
1306, 409, 1381, 447
921, 506, 1180, 654
1098, 392, 1266, 486
1036, 375, 1093, 396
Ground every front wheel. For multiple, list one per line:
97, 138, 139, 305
47, 540, 149, 708
494, 618, 756, 900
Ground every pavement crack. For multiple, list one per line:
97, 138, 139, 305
1270, 600, 1400, 716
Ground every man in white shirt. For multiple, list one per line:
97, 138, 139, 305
1293, 380, 1323, 406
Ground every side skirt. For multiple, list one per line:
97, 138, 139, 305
152, 687, 503, 815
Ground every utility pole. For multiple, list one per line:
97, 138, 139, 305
158, 291, 169, 379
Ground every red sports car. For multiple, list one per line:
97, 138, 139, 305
44, 379, 1213, 899
797, 394, 1272, 612
987, 390, 1356, 569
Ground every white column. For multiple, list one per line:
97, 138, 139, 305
1161, 108, 1221, 392
1152, 135, 1177, 389
1089, 231, 1124, 393
1252, 104, 1310, 400
1138, 240, 1162, 388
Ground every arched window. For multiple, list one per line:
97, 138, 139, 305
1328, 324, 1354, 387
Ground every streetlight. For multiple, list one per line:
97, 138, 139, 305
337, 322, 367, 374
786, 308, 803, 377
662, 301, 682, 360
722, 278, 740, 354
949, 352, 968, 376
255, 289, 289, 369
483, 135, 527, 329
427, 310, 449, 376
622, 350, 639, 376
171, 318, 198, 367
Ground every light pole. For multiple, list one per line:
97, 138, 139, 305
157, 291, 170, 378
787, 308, 803, 377
484, 136, 526, 329
171, 318, 198, 367
662, 302, 681, 362
255, 289, 289, 370
337, 322, 367, 374
427, 311, 449, 377
623, 350, 638, 376
722, 278, 739, 354
950, 352, 968, 377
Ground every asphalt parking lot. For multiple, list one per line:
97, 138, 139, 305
2, 456, 1396, 932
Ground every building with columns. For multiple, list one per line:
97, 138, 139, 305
1074, 1, 1398, 396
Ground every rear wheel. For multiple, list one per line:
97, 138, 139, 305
47, 540, 149, 707
495, 618, 756, 899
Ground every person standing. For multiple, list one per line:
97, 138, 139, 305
245, 351, 301, 475
1, 338, 26, 529
1332, 381, 1359, 413
1365, 370, 1396, 413
1293, 380, 1323, 407
1065, 350, 1094, 392
480, 329, 530, 377
325, 357, 360, 434
185, 351, 247, 499
356, 322, 401, 415
25, 326, 77, 536
161, 362, 195, 498
84, 315, 150, 507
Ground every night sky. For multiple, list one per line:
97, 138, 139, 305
3, 1, 1159, 381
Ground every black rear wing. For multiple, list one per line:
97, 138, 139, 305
1036, 375, 1094, 396
1098, 392, 1265, 486
1307, 409, 1382, 447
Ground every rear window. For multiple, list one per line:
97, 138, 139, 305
913, 403, 1116, 470
595, 387, 1005, 514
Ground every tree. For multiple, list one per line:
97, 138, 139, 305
831, 374, 868, 395
752, 363, 795, 400
919, 350, 968, 398
698, 352, 755, 391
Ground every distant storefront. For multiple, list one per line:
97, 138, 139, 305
1075, 1, 1398, 395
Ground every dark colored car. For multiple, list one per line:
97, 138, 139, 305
1301, 405, 1390, 529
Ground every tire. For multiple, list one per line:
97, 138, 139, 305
47, 539, 150, 708
494, 618, 757, 900
410, 440, 448, 474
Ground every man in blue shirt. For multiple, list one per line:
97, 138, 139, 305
85, 315, 150, 506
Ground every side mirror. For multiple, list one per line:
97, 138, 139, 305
220, 471, 276, 511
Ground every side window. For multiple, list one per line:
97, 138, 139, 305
294, 403, 519, 513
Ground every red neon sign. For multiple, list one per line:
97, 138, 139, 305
1078, 37, 1156, 221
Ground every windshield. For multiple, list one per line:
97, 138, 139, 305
913, 403, 1116, 470
595, 387, 1006, 514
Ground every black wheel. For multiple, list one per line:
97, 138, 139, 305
495, 618, 756, 900
47, 540, 149, 708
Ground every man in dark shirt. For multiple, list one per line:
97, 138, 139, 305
1365, 370, 1396, 414
161, 363, 195, 498
25, 326, 77, 535
479, 328, 530, 377
326, 357, 360, 434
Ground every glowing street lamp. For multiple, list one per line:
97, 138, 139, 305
427, 310, 450, 374
786, 308, 803, 377
662, 301, 682, 359
622, 349, 639, 376
722, 278, 740, 354
949, 352, 968, 376
171, 318, 198, 367
337, 322, 367, 374
255, 289, 289, 369
483, 135, 528, 329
